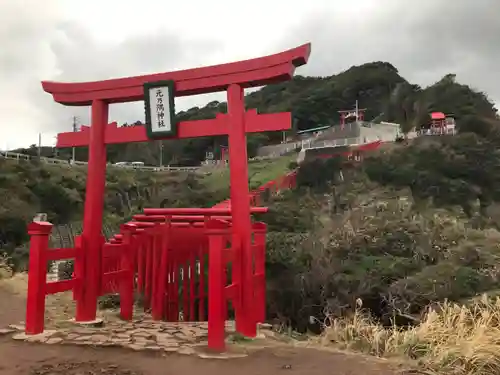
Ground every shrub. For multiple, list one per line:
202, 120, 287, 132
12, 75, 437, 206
263, 171, 500, 332
57, 260, 74, 281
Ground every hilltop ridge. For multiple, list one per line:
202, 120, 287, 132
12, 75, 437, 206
12, 61, 499, 166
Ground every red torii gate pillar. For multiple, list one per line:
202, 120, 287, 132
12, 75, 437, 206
80, 99, 109, 322
43, 43, 311, 335
227, 84, 253, 333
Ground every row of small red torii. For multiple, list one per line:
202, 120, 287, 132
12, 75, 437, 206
25, 43, 311, 350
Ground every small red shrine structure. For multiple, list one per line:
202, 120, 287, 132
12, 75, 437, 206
338, 106, 366, 128
25, 43, 311, 350
430, 112, 446, 133
429, 112, 456, 135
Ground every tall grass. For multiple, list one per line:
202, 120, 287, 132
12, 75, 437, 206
322, 296, 500, 375
0, 253, 13, 279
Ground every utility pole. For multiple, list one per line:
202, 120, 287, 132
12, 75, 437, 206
38, 133, 42, 158
72, 116, 78, 162
159, 141, 163, 167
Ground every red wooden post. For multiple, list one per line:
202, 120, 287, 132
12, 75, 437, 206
198, 246, 206, 320
227, 83, 255, 337
151, 224, 161, 320
119, 224, 135, 321
172, 250, 180, 321
156, 223, 170, 320
136, 231, 145, 294
253, 222, 267, 323
182, 260, 189, 320
189, 250, 196, 320
144, 231, 153, 309
207, 221, 226, 351
25, 221, 52, 335
72, 235, 83, 302
77, 99, 109, 322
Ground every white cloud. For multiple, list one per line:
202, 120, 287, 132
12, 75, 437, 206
0, 0, 498, 149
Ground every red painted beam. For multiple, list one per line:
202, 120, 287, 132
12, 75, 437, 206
143, 207, 268, 215
56, 110, 291, 147
41, 43, 311, 106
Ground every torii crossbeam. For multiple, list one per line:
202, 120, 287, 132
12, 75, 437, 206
55, 111, 291, 147
43, 43, 311, 337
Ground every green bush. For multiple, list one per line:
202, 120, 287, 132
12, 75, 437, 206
57, 260, 74, 281
295, 157, 343, 192
263, 159, 500, 331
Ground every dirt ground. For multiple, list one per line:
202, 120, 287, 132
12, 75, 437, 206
0, 283, 404, 375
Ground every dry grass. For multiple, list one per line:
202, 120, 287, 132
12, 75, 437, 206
0, 272, 78, 328
0, 254, 13, 279
320, 296, 500, 375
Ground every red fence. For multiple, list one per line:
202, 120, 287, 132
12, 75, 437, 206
214, 170, 297, 208
25, 222, 135, 334
25, 210, 268, 350
25, 170, 297, 350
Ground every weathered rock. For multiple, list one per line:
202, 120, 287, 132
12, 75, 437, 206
111, 337, 131, 344
8, 324, 25, 331
163, 346, 179, 353
64, 333, 80, 340
46, 337, 63, 345
72, 328, 97, 335
12, 330, 56, 341
10, 318, 224, 358
156, 334, 179, 347
145, 345, 162, 351
70, 318, 104, 328
90, 334, 109, 343
197, 351, 248, 359
73, 335, 93, 341
133, 331, 154, 339
128, 344, 146, 351
177, 346, 196, 355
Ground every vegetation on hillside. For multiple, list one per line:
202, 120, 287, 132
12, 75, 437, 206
0, 154, 295, 270
13, 62, 498, 166
259, 132, 500, 373
0, 159, 214, 268
267, 136, 500, 321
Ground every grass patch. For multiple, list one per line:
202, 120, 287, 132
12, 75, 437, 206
321, 296, 500, 375
203, 154, 296, 194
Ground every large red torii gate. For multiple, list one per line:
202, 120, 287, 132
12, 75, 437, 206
41, 43, 310, 336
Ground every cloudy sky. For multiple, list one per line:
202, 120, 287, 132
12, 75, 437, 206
1, 0, 498, 150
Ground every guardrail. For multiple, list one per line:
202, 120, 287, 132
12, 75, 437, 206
0, 151, 200, 172
1, 146, 299, 173
301, 137, 361, 150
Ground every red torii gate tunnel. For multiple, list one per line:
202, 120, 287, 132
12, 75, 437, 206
26, 43, 311, 350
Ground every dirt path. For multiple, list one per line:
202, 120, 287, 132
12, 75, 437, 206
0, 284, 403, 375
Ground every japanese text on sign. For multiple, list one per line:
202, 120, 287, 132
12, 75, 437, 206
155, 89, 165, 128
145, 81, 175, 137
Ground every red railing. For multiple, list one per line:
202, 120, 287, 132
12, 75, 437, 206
25, 222, 135, 334
25, 170, 295, 349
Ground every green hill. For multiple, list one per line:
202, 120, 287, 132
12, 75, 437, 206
264, 130, 500, 330
13, 62, 498, 166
